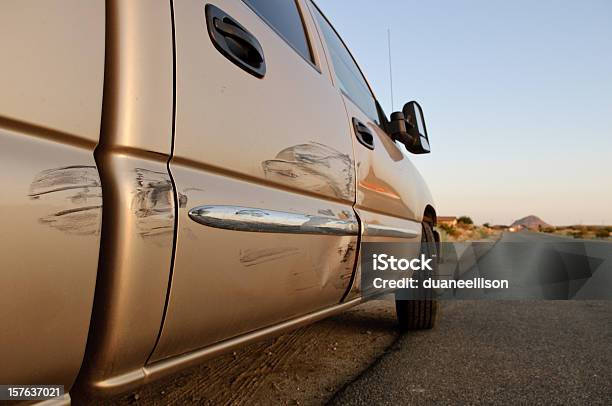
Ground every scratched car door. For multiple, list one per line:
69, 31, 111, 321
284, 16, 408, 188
309, 2, 429, 300
0, 2, 104, 389
149, 0, 359, 361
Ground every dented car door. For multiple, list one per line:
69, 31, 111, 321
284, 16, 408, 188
149, 0, 360, 361
0, 0, 104, 390
309, 2, 433, 300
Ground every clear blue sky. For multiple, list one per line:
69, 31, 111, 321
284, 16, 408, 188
317, 0, 612, 225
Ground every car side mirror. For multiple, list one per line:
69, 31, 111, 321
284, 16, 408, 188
388, 101, 430, 154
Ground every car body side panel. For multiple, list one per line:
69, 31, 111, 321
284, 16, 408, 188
150, 165, 358, 360
0, 0, 104, 391
74, 0, 176, 395
345, 98, 435, 223
149, 0, 359, 362
0, 131, 101, 389
343, 95, 430, 301
340, 97, 434, 298
304, 0, 435, 228
77, 152, 175, 393
305, 1, 435, 299
305, 0, 435, 230
0, 0, 103, 142
343, 209, 422, 300
167, 0, 355, 204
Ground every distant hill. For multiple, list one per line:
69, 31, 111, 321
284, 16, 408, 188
511, 215, 551, 230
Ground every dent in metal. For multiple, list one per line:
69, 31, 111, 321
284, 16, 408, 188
338, 241, 356, 264
132, 168, 174, 239
29, 165, 102, 235
363, 223, 419, 239
188, 205, 359, 236
178, 192, 188, 208
262, 142, 355, 200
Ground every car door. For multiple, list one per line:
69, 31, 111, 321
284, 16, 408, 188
0, 0, 104, 392
150, 0, 359, 361
309, 3, 430, 298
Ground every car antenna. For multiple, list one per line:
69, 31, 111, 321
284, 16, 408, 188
387, 28, 394, 111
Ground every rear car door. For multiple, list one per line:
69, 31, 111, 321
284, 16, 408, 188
309, 3, 429, 298
0, 0, 104, 393
150, 0, 359, 361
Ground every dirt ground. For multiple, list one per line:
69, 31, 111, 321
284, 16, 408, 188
74, 300, 400, 406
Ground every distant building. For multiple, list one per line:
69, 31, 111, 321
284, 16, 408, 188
438, 216, 457, 227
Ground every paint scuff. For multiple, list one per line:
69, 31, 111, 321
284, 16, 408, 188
132, 168, 174, 239
29, 165, 102, 235
338, 242, 356, 264
239, 247, 301, 267
262, 142, 354, 200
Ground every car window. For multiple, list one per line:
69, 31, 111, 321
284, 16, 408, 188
312, 5, 379, 123
243, 0, 313, 63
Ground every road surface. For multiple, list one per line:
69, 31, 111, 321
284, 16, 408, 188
330, 300, 612, 405
331, 231, 612, 405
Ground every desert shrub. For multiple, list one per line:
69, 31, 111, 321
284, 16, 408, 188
572, 231, 585, 239
595, 229, 610, 239
439, 224, 458, 237
457, 216, 473, 225
542, 227, 556, 233
483, 222, 491, 228
478, 228, 490, 239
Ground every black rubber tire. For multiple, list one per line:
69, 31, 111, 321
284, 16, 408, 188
395, 223, 439, 330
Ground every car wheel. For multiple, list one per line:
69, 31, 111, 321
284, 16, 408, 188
395, 222, 439, 330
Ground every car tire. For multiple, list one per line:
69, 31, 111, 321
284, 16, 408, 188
395, 222, 439, 330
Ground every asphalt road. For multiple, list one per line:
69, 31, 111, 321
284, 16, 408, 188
330, 300, 612, 405
439, 230, 612, 300
330, 232, 612, 405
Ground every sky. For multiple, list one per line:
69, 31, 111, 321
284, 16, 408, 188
316, 0, 612, 226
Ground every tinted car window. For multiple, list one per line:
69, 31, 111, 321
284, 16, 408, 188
243, 0, 312, 63
312, 6, 379, 122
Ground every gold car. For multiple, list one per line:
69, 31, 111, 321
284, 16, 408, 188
0, 0, 437, 402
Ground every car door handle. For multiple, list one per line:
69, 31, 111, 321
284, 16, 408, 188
206, 4, 266, 78
352, 118, 375, 150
